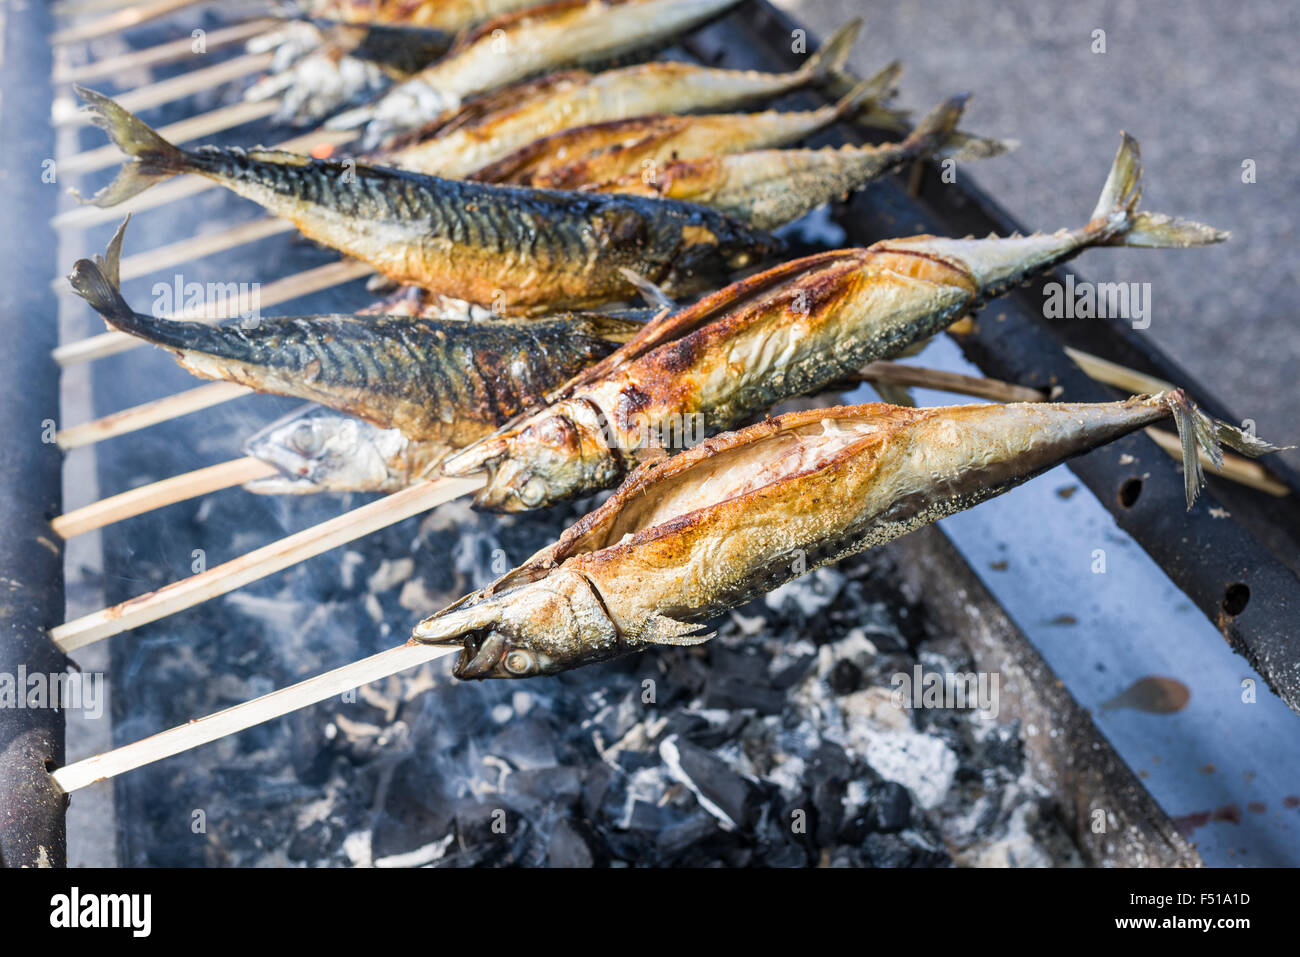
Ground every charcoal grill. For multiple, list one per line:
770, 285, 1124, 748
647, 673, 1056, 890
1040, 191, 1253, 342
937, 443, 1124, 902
3, 0, 1297, 868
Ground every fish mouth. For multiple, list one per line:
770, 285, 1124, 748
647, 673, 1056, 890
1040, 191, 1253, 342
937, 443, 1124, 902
449, 631, 508, 680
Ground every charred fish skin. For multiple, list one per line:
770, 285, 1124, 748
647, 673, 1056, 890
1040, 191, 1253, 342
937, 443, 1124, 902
66, 219, 639, 443
416, 392, 1283, 678
442, 133, 1227, 511
585, 94, 1013, 230
340, 0, 747, 146
73, 88, 779, 313
305, 0, 546, 31
242, 405, 450, 494
379, 19, 865, 179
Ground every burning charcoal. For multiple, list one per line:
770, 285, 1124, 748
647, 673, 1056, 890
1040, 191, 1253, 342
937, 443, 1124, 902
661, 737, 761, 831
770, 652, 817, 690
683, 711, 750, 750
658, 648, 711, 701
861, 830, 951, 868
581, 762, 618, 821
827, 659, 863, 695
547, 819, 594, 868
828, 846, 867, 868
507, 765, 583, 806
488, 714, 560, 770
655, 811, 721, 860
764, 567, 846, 622
704, 675, 786, 715
869, 781, 913, 833
287, 817, 348, 863
453, 802, 530, 865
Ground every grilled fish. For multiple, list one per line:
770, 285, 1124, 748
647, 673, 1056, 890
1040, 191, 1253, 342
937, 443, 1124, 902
473, 75, 885, 188
416, 392, 1282, 678
67, 219, 641, 443
378, 19, 868, 179
74, 88, 779, 314
579, 94, 1012, 229
331, 0, 746, 146
441, 134, 1227, 510
304, 0, 546, 30
242, 404, 451, 494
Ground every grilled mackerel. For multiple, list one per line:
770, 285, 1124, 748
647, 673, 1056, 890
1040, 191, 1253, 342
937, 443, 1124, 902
580, 94, 1012, 229
442, 134, 1227, 509
74, 88, 778, 314
474, 76, 889, 187
332, 0, 746, 146
67, 220, 640, 444
378, 19, 867, 179
416, 394, 1281, 678
242, 405, 453, 494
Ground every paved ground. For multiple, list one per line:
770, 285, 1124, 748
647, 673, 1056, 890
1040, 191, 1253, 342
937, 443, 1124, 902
777, 0, 1300, 466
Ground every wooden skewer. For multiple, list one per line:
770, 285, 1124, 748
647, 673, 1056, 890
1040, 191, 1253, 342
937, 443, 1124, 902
61, 99, 280, 175
854, 361, 1046, 404
51, 129, 357, 230
56, 381, 253, 449
54, 0, 167, 16
1066, 346, 1289, 497
52, 0, 208, 46
51, 641, 460, 793
53, 18, 279, 85
53, 455, 278, 540
51, 476, 485, 652
53, 51, 275, 126
54, 258, 374, 366
49, 218, 296, 290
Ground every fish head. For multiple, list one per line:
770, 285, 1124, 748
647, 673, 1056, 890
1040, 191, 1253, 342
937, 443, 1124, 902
243, 405, 402, 493
440, 401, 620, 512
412, 570, 620, 679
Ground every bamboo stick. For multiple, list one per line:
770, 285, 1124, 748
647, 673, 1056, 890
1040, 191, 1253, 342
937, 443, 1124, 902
50, 642, 460, 793
53, 18, 278, 85
49, 218, 295, 289
52, 0, 208, 46
50, 476, 485, 652
62, 99, 280, 175
55, 381, 253, 448
51, 129, 357, 230
53, 455, 278, 540
854, 361, 1046, 404
1144, 428, 1289, 498
1066, 347, 1289, 497
53, 51, 274, 126
54, 259, 374, 366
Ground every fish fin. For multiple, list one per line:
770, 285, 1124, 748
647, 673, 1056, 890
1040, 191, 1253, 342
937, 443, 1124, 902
1087, 134, 1228, 248
635, 613, 715, 647
71, 87, 192, 206
66, 217, 136, 329
903, 93, 1016, 162
871, 381, 916, 407
826, 61, 909, 132
617, 267, 678, 312
1163, 389, 1290, 508
802, 19, 862, 82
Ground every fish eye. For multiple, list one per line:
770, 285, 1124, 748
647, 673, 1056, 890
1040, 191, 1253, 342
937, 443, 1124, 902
291, 422, 323, 455
517, 475, 548, 507
502, 649, 538, 677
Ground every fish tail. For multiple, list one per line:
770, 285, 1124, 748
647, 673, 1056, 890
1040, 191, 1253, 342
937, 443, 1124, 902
1086, 134, 1228, 248
802, 19, 861, 82
827, 59, 908, 132
71, 86, 193, 207
902, 93, 1016, 162
65, 216, 135, 329
1162, 389, 1289, 508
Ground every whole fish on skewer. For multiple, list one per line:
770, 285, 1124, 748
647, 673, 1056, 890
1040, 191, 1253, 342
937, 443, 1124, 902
377, 19, 872, 179
474, 75, 892, 188
67, 219, 643, 446
416, 393, 1284, 678
442, 134, 1227, 510
242, 404, 454, 494
74, 88, 778, 314
579, 94, 1013, 230
248, 0, 548, 125
329, 0, 747, 147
